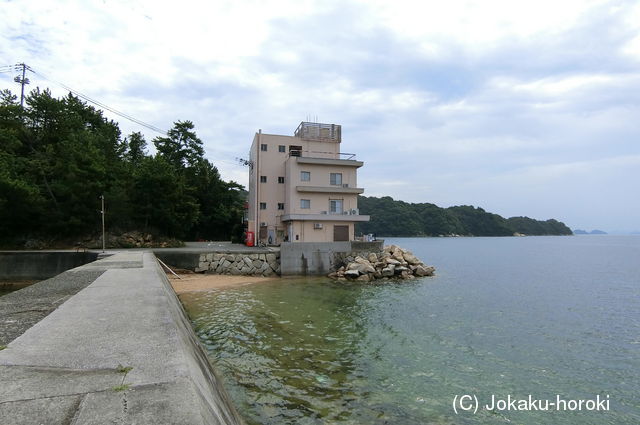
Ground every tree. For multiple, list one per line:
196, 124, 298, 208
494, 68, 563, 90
123, 131, 147, 165
356, 195, 571, 237
0, 88, 247, 246
153, 120, 204, 169
129, 155, 199, 237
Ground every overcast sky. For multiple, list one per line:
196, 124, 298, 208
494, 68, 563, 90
2, 0, 639, 232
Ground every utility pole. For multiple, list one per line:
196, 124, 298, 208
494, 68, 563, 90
100, 195, 106, 253
13, 63, 30, 108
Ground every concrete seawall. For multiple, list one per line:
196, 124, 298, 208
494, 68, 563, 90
0, 251, 98, 280
154, 241, 384, 276
280, 241, 384, 275
0, 252, 244, 424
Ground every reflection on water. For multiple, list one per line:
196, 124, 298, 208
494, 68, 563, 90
0, 280, 36, 297
180, 236, 640, 425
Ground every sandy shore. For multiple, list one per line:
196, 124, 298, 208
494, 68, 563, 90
168, 273, 279, 294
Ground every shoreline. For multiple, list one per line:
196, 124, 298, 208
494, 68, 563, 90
168, 273, 280, 294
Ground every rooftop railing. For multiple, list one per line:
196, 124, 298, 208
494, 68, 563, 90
294, 122, 341, 142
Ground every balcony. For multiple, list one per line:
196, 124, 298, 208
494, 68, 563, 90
296, 185, 364, 194
293, 156, 363, 167
281, 212, 370, 222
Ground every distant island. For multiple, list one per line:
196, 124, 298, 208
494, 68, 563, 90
356, 196, 573, 237
573, 229, 608, 235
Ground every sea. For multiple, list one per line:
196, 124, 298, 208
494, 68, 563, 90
179, 235, 640, 425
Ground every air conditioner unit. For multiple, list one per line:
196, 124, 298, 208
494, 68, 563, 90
351, 208, 359, 215
320, 211, 328, 214
313, 223, 323, 229
260, 222, 268, 227
342, 183, 349, 188
342, 211, 349, 215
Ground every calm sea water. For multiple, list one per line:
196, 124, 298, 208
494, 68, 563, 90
180, 236, 640, 424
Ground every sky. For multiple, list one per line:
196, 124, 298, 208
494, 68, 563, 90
1, 0, 639, 232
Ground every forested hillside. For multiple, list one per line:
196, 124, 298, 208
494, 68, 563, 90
0, 88, 245, 247
356, 196, 572, 237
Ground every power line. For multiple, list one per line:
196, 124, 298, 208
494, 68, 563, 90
5, 63, 168, 136
33, 68, 168, 135
3, 63, 251, 169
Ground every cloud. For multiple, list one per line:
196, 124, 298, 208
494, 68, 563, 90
1, 0, 639, 230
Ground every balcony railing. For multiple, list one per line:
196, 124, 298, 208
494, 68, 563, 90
288, 150, 356, 160
294, 122, 341, 142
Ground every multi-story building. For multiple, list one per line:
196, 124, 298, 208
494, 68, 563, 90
247, 122, 370, 244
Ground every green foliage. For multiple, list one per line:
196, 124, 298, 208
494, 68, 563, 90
357, 196, 572, 237
116, 364, 133, 374
507, 217, 573, 235
0, 88, 245, 245
153, 120, 204, 169
112, 384, 130, 392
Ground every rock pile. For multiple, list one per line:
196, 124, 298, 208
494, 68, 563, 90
328, 245, 435, 282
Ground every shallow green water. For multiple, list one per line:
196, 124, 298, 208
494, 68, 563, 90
180, 236, 640, 424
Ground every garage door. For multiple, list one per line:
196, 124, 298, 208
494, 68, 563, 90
333, 225, 349, 242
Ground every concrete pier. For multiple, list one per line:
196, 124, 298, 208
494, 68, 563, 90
0, 252, 243, 424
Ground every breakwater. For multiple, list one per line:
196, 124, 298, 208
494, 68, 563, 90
0, 252, 244, 424
331, 244, 435, 282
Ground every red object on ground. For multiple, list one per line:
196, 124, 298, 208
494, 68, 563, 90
245, 231, 255, 247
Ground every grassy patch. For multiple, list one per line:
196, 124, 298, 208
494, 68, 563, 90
0, 345, 6, 351
117, 365, 133, 374
113, 364, 133, 392
112, 384, 130, 392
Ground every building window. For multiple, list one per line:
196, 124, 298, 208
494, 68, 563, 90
261, 144, 267, 151
278, 176, 285, 184
289, 145, 302, 157
278, 203, 285, 210
300, 171, 310, 181
260, 176, 267, 183
260, 202, 267, 210
300, 199, 311, 209
330, 199, 343, 214
330, 173, 342, 185
278, 145, 286, 152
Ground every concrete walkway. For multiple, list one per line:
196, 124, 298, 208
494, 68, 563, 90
0, 268, 104, 346
0, 252, 243, 424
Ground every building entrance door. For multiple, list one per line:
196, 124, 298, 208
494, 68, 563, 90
259, 225, 267, 242
333, 225, 349, 242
